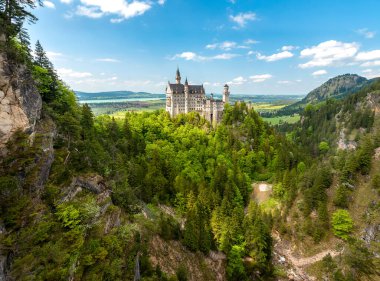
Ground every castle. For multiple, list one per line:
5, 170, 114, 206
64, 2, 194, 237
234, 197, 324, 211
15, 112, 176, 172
165, 68, 230, 123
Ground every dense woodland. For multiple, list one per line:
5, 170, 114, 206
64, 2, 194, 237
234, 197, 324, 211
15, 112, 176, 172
0, 1, 379, 281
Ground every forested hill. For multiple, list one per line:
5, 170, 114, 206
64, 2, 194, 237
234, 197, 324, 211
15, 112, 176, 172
1, 2, 380, 281
271, 79, 380, 280
0, 13, 295, 279
0, 34, 295, 278
279, 78, 379, 154
302, 74, 368, 103
270, 74, 371, 116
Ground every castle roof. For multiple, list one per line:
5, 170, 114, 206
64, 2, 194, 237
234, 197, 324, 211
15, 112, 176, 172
168, 83, 204, 94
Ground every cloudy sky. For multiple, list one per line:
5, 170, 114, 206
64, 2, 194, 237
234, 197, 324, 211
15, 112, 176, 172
29, 0, 380, 94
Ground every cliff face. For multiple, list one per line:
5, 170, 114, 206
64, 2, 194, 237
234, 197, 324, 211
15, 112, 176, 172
0, 50, 42, 151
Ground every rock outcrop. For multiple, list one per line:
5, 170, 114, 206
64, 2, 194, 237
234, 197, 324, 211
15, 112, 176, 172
61, 174, 107, 202
0, 45, 42, 151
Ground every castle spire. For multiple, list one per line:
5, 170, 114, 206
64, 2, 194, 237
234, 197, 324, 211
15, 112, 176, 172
185, 77, 188, 86
176, 67, 181, 84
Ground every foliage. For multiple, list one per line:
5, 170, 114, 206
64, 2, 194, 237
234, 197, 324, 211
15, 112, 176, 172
331, 209, 353, 240
226, 244, 246, 281
319, 141, 330, 154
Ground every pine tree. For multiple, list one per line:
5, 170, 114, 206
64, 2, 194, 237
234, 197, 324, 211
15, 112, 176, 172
357, 136, 373, 175
34, 40, 51, 68
81, 104, 94, 140
0, 0, 41, 41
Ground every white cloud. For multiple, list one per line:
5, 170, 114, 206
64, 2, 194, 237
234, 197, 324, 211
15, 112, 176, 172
245, 39, 259, 45
211, 53, 239, 60
229, 12, 257, 28
171, 52, 239, 61
76, 5, 104, 18
155, 81, 167, 87
247, 50, 255, 56
46, 51, 63, 60
206, 41, 236, 51
356, 28, 376, 39
360, 69, 380, 79
57, 68, 93, 78
249, 74, 272, 83
205, 44, 217, 50
299, 40, 359, 68
76, 0, 152, 22
257, 51, 293, 62
172, 52, 198, 61
277, 80, 291, 84
281, 45, 297, 51
356, 50, 380, 61
43, 1, 55, 8
227, 76, 246, 85
96, 58, 121, 63
312, 69, 327, 76
60, 0, 73, 3
206, 41, 249, 50
158, 0, 166, 5
360, 60, 380, 67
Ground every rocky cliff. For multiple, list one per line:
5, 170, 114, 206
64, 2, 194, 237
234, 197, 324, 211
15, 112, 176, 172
0, 45, 42, 152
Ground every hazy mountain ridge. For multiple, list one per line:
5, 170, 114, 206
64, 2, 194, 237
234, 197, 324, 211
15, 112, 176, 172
75, 90, 165, 100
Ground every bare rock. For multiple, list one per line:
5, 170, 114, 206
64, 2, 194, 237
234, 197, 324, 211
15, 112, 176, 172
61, 174, 107, 202
75, 174, 106, 194
0, 52, 42, 150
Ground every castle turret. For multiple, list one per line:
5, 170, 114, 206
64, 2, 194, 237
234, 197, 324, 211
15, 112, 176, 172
176, 67, 181, 84
184, 77, 189, 113
223, 84, 230, 104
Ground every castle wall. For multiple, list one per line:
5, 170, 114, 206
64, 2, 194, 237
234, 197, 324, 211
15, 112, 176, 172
165, 71, 229, 123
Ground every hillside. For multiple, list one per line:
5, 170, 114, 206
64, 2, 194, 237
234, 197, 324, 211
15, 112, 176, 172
303, 74, 368, 103
271, 80, 380, 280
271, 74, 371, 116
0, 36, 283, 280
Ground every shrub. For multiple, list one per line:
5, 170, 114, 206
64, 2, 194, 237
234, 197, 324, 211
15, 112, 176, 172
333, 185, 350, 208
331, 209, 353, 240
319, 141, 330, 154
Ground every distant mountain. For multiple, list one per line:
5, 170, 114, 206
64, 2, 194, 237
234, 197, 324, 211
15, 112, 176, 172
75, 90, 165, 101
272, 74, 371, 116
302, 74, 369, 103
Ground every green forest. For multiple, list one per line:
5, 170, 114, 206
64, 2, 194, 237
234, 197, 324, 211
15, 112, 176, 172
0, 1, 379, 281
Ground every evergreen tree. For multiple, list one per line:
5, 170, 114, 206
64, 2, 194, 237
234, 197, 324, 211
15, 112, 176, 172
34, 40, 51, 68
81, 104, 94, 140
357, 136, 373, 175
0, 0, 41, 41
226, 244, 246, 281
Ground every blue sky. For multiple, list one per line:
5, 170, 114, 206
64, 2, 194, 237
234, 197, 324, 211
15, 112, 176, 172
28, 0, 380, 95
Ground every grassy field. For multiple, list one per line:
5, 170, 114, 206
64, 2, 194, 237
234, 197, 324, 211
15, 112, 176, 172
88, 100, 165, 116
263, 114, 300, 125
252, 102, 287, 111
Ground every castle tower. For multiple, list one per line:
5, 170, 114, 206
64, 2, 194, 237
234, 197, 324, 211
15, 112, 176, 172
184, 77, 189, 114
176, 67, 181, 84
223, 84, 230, 104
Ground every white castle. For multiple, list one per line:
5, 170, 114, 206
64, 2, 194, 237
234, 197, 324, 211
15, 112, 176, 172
165, 68, 230, 123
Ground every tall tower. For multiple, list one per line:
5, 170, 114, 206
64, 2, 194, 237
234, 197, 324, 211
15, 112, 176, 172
223, 84, 230, 104
176, 67, 181, 84
184, 77, 189, 114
